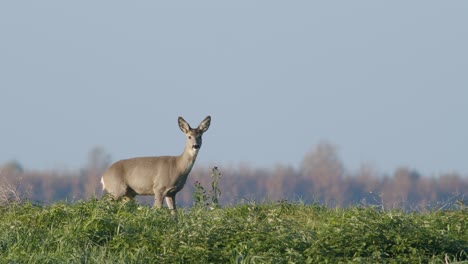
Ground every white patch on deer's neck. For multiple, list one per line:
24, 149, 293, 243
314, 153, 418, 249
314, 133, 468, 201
192, 146, 200, 155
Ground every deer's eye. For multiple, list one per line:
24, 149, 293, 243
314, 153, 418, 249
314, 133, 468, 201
188, 136, 192, 139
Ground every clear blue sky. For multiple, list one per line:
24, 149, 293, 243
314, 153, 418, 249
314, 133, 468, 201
1, 2, 467, 176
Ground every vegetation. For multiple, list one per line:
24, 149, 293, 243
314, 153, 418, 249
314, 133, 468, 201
0, 198, 466, 263
0, 144, 467, 263
1, 143, 467, 209
193, 167, 222, 209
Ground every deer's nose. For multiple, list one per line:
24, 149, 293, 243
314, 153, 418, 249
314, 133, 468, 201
192, 144, 200, 149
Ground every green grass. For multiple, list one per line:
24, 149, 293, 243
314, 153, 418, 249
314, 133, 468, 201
0, 200, 466, 263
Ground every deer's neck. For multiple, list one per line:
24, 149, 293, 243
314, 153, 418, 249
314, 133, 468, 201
177, 147, 198, 175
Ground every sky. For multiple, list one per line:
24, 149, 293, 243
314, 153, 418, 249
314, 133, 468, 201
1, 1, 467, 177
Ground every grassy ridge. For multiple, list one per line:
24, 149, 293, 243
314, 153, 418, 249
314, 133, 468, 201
0, 200, 466, 263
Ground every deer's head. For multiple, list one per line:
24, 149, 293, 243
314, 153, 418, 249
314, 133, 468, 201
178, 116, 211, 155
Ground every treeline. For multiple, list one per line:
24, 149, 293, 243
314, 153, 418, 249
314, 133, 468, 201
1, 143, 466, 209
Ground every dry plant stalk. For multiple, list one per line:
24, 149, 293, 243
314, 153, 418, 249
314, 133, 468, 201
0, 171, 24, 205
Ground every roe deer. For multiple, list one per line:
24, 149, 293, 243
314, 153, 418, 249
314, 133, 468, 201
100, 116, 211, 212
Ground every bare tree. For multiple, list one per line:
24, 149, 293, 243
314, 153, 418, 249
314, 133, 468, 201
83, 146, 111, 198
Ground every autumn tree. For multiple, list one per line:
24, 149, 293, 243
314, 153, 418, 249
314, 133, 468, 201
301, 141, 345, 205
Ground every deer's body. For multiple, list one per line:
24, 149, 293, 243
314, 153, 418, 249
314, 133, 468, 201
101, 116, 211, 211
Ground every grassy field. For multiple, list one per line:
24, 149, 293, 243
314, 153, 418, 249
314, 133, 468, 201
0, 199, 466, 264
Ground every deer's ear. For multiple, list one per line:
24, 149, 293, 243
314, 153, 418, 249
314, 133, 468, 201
178, 117, 190, 133
198, 116, 211, 133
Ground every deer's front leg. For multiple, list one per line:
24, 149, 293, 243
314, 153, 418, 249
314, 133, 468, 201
165, 195, 177, 214
165, 195, 176, 210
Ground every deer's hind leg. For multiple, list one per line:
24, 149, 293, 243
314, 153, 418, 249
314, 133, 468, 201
101, 169, 129, 200
120, 187, 137, 203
